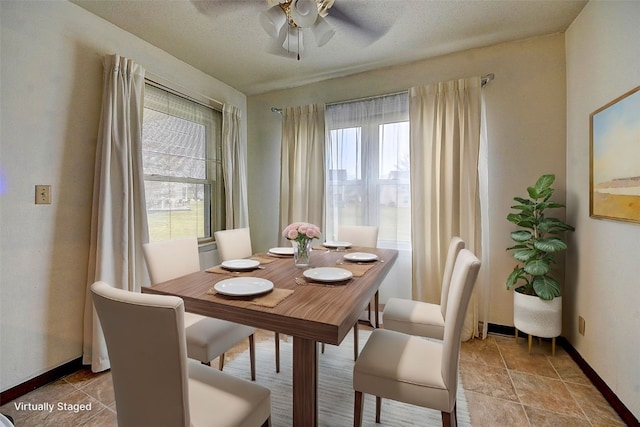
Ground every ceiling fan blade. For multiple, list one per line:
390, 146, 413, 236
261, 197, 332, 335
328, 3, 391, 43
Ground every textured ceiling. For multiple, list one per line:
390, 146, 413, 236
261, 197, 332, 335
70, 0, 587, 96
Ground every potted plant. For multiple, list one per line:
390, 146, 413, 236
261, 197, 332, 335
506, 174, 575, 354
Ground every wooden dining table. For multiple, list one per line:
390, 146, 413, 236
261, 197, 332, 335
142, 245, 397, 427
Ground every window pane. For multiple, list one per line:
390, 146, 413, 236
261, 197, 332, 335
142, 108, 206, 179
378, 121, 411, 242
144, 181, 209, 241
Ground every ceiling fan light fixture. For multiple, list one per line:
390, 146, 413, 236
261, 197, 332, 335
289, 0, 319, 28
311, 15, 335, 46
259, 5, 287, 38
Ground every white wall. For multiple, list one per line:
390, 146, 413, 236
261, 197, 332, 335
247, 35, 567, 316
565, 1, 640, 417
0, 0, 246, 392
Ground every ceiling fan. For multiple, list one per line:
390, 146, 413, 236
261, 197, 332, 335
258, 0, 385, 60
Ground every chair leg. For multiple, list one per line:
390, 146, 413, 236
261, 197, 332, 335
353, 324, 359, 361
375, 396, 381, 423
275, 332, 280, 373
552, 336, 556, 356
374, 291, 380, 328
218, 352, 225, 370
528, 334, 533, 354
441, 402, 457, 427
249, 334, 256, 381
354, 391, 364, 427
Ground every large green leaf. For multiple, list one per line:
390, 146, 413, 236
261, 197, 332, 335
513, 249, 537, 262
506, 267, 526, 289
510, 230, 532, 242
535, 174, 555, 192
524, 259, 550, 275
532, 275, 561, 300
534, 238, 567, 252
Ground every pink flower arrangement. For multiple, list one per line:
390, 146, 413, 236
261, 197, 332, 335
282, 222, 322, 242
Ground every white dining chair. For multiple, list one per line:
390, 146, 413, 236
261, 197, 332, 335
91, 281, 271, 427
353, 249, 481, 427
214, 228, 281, 373
383, 236, 465, 340
338, 225, 380, 328
143, 238, 258, 380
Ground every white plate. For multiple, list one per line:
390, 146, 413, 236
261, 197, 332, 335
268, 247, 294, 256
221, 259, 260, 271
214, 277, 274, 296
323, 240, 352, 249
343, 252, 378, 262
303, 267, 353, 283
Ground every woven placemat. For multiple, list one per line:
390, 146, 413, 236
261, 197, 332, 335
206, 287, 294, 308
333, 261, 376, 277
205, 266, 258, 276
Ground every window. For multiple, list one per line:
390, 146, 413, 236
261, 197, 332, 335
325, 92, 410, 248
142, 83, 224, 242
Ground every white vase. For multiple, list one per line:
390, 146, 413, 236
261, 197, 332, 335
513, 291, 562, 338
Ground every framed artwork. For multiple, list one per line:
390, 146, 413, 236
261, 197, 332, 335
590, 85, 640, 224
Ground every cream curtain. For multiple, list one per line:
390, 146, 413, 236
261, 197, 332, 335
82, 55, 149, 372
222, 104, 249, 228
409, 77, 485, 340
278, 104, 326, 243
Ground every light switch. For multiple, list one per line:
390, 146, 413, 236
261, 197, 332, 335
35, 185, 52, 204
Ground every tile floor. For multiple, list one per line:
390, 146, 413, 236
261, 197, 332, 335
0, 329, 627, 426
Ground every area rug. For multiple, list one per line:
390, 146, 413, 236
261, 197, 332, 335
222, 329, 471, 427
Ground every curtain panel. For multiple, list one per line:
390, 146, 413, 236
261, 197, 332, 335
278, 104, 326, 243
222, 104, 249, 229
409, 76, 486, 340
82, 55, 149, 372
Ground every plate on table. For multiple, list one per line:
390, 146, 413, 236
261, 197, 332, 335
303, 267, 353, 283
214, 277, 274, 296
268, 247, 294, 256
221, 259, 260, 271
343, 252, 378, 262
322, 241, 352, 249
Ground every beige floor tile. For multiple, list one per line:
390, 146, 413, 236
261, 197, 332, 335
460, 336, 506, 368
496, 337, 560, 379
566, 382, 626, 426
524, 405, 592, 427
510, 370, 585, 419
465, 390, 529, 427
459, 359, 519, 402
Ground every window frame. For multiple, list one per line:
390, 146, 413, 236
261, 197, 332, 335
141, 79, 225, 244
325, 93, 410, 247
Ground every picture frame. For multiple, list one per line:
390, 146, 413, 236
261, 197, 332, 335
589, 85, 640, 224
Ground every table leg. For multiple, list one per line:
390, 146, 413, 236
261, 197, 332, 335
292, 336, 318, 427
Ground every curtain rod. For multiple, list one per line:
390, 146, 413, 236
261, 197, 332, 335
270, 73, 495, 113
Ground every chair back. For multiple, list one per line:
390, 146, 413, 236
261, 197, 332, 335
214, 228, 253, 261
440, 237, 465, 317
142, 238, 201, 284
91, 281, 191, 427
440, 249, 481, 403
337, 225, 379, 248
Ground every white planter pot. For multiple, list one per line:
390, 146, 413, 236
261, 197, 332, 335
513, 291, 562, 338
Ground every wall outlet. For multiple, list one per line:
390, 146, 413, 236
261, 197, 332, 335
35, 185, 51, 204
578, 315, 586, 336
